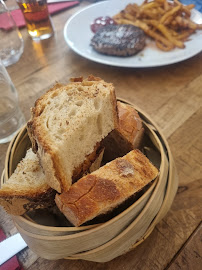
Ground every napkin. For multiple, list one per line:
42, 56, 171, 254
0, 1, 79, 30
0, 228, 23, 270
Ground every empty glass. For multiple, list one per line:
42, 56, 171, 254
0, 60, 25, 144
0, 0, 24, 66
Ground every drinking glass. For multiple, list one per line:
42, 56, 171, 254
0, 0, 24, 67
16, 0, 54, 40
0, 60, 25, 144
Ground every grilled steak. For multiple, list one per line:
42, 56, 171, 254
91, 24, 146, 57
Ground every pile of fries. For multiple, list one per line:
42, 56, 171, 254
113, 0, 202, 51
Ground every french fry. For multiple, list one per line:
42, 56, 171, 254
175, 16, 202, 30
113, 0, 202, 52
181, 6, 191, 17
159, 5, 181, 24
173, 0, 182, 5
145, 20, 184, 48
185, 4, 195, 10
123, 12, 136, 21
125, 4, 139, 16
116, 18, 174, 49
157, 24, 185, 48
156, 40, 174, 51
139, 9, 160, 19
164, 0, 170, 11
157, 7, 167, 16
176, 29, 195, 41
140, 2, 159, 10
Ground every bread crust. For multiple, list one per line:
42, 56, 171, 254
118, 101, 144, 148
55, 149, 158, 226
27, 83, 64, 153
102, 101, 144, 161
0, 188, 55, 215
27, 75, 118, 193
0, 149, 56, 215
110, 85, 119, 130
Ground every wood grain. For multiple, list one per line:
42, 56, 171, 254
167, 222, 202, 270
169, 107, 202, 185
0, 0, 202, 269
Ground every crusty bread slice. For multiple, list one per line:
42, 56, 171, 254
0, 149, 55, 216
117, 102, 144, 148
89, 147, 105, 174
55, 149, 158, 226
27, 75, 118, 193
102, 101, 144, 162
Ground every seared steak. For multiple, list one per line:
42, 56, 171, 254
91, 24, 146, 57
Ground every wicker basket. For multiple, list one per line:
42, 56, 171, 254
2, 99, 178, 262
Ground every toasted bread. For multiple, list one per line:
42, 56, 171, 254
55, 149, 158, 226
27, 75, 118, 192
103, 101, 144, 162
0, 149, 55, 215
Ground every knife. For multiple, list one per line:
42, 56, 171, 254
0, 233, 27, 266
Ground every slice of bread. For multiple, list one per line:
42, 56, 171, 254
55, 149, 158, 226
27, 75, 118, 193
102, 101, 144, 162
0, 149, 55, 216
89, 147, 105, 174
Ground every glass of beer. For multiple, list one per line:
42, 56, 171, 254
16, 0, 54, 40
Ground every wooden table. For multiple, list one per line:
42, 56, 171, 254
0, 1, 202, 269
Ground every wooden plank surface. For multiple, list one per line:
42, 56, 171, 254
167, 222, 202, 270
0, 1, 202, 269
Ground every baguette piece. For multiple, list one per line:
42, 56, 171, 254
0, 149, 55, 216
102, 101, 144, 162
55, 149, 158, 226
89, 147, 105, 174
27, 75, 118, 193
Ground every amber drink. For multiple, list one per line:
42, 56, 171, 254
17, 0, 54, 40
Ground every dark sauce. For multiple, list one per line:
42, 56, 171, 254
90, 16, 117, 33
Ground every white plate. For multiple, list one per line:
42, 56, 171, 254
64, 0, 202, 68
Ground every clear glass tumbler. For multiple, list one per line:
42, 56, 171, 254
0, 60, 25, 144
0, 0, 24, 67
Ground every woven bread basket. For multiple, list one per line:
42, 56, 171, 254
2, 99, 178, 262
